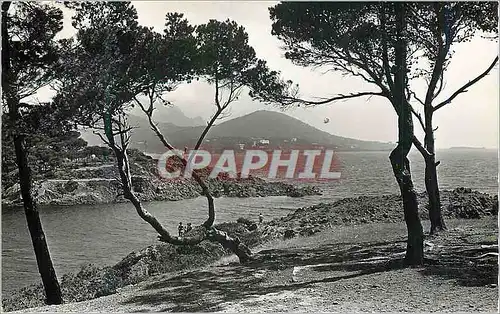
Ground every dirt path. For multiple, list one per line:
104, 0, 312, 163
15, 218, 498, 313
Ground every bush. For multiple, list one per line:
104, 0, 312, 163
237, 217, 255, 226
2, 264, 124, 311
64, 180, 79, 192
284, 229, 296, 239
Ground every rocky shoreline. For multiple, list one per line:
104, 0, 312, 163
2, 149, 323, 207
2, 187, 497, 312
257, 187, 498, 239
2, 167, 321, 207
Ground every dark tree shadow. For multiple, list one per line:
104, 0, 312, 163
421, 244, 498, 287
122, 235, 498, 312
122, 240, 408, 312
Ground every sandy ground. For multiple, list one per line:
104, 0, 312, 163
14, 218, 498, 313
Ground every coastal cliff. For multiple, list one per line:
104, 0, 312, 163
2, 163, 321, 207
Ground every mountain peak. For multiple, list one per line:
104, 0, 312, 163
129, 103, 205, 127
102, 109, 395, 153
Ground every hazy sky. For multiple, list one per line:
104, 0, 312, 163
53, 1, 499, 149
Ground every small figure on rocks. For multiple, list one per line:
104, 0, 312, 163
186, 222, 193, 233
178, 222, 184, 237
259, 213, 264, 224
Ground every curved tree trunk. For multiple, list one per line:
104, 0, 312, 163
127, 104, 253, 262
108, 131, 252, 263
390, 148, 424, 265
207, 228, 253, 263
391, 2, 424, 265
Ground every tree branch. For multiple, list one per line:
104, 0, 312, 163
103, 114, 209, 246
433, 56, 498, 111
409, 90, 425, 107
432, 72, 444, 100
410, 104, 425, 132
214, 76, 221, 110
412, 135, 432, 158
424, 4, 451, 107
112, 126, 136, 137
94, 131, 112, 147
192, 76, 239, 152
287, 91, 386, 106
135, 92, 216, 228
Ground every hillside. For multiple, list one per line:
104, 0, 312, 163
125, 110, 394, 153
79, 105, 203, 147
129, 103, 205, 127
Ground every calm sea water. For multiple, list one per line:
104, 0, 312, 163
2, 149, 497, 296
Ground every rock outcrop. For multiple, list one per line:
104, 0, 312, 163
2, 163, 321, 207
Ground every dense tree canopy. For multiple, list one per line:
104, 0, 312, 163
269, 2, 498, 107
269, 1, 498, 261
2, 2, 63, 101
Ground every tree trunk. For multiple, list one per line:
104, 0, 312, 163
390, 150, 424, 265
425, 154, 446, 233
207, 228, 253, 263
13, 135, 63, 304
2, 2, 62, 304
391, 2, 424, 265
424, 116, 446, 234
420, 4, 447, 234
128, 113, 253, 262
